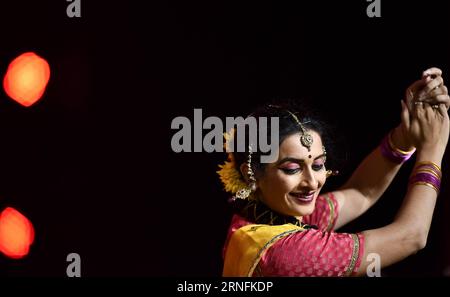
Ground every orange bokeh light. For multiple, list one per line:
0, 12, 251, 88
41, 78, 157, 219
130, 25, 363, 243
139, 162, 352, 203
3, 52, 51, 107
0, 207, 35, 259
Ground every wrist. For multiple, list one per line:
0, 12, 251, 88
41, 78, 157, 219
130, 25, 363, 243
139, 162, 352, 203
379, 130, 415, 164
416, 148, 444, 165
391, 125, 415, 152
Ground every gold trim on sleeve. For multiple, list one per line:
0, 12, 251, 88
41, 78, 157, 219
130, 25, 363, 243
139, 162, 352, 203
345, 233, 361, 276
325, 193, 335, 232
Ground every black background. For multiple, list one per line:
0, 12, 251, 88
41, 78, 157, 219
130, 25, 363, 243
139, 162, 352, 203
0, 0, 449, 277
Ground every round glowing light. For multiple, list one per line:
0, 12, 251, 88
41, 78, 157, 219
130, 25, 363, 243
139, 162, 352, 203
3, 52, 51, 107
0, 207, 35, 259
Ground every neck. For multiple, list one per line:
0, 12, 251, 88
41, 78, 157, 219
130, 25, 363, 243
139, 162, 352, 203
235, 199, 318, 229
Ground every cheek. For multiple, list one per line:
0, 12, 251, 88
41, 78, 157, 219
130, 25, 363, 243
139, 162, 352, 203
272, 173, 300, 195
316, 172, 327, 188
259, 171, 294, 196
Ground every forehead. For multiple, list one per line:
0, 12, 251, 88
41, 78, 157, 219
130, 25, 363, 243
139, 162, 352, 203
278, 131, 324, 159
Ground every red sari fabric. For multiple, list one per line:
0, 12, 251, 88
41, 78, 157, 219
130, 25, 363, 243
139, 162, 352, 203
223, 193, 365, 276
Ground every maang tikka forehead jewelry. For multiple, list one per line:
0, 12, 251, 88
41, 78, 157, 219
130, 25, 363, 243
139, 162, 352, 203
285, 110, 313, 152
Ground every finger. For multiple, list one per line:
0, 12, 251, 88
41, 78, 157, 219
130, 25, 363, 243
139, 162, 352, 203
413, 101, 424, 119
423, 76, 443, 93
440, 92, 450, 111
417, 86, 444, 103
406, 78, 428, 109
432, 85, 450, 97
421, 94, 450, 108
405, 87, 415, 111
428, 86, 447, 97
423, 67, 443, 78
442, 105, 450, 122
424, 102, 434, 121
437, 103, 447, 118
418, 102, 428, 123
400, 100, 411, 130
408, 78, 427, 95
420, 86, 448, 100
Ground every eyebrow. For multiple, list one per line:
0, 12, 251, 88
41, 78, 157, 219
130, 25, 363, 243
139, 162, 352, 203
277, 154, 326, 165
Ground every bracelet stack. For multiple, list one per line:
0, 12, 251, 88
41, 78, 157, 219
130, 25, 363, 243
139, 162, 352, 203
409, 161, 442, 194
380, 131, 416, 164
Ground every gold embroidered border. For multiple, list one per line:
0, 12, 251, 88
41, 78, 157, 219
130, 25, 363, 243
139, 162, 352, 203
247, 228, 304, 276
345, 233, 361, 276
325, 193, 335, 232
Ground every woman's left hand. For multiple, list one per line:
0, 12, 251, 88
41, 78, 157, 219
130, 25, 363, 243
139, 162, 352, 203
405, 67, 449, 110
392, 67, 449, 151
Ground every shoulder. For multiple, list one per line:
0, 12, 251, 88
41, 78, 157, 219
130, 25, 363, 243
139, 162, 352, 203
302, 192, 339, 231
223, 222, 305, 276
260, 229, 365, 276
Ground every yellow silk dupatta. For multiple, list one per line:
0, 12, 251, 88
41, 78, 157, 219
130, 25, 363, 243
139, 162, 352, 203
223, 223, 304, 277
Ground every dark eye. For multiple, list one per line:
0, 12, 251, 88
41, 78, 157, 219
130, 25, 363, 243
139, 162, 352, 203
312, 164, 324, 171
281, 168, 300, 175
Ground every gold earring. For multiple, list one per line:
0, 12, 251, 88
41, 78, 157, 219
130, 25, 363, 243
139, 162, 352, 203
326, 170, 339, 178
235, 146, 257, 200
236, 187, 252, 199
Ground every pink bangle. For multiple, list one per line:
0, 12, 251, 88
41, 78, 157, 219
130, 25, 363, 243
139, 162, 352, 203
380, 131, 415, 164
410, 173, 441, 189
409, 162, 442, 194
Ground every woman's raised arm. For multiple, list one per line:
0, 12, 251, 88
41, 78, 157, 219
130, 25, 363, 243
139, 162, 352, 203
355, 101, 449, 276
332, 68, 449, 230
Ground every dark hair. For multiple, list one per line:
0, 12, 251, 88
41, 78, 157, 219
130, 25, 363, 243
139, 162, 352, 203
231, 99, 336, 178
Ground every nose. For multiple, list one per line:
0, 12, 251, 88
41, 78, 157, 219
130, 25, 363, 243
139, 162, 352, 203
299, 167, 318, 189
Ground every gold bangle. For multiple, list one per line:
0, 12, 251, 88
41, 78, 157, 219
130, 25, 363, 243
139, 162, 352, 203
415, 161, 442, 172
409, 181, 440, 194
388, 130, 415, 155
413, 165, 442, 176
412, 168, 442, 179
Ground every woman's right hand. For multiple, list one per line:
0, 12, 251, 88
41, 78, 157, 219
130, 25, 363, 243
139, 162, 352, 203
401, 100, 449, 154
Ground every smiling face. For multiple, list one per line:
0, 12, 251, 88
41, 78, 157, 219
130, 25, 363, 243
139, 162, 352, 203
255, 130, 327, 218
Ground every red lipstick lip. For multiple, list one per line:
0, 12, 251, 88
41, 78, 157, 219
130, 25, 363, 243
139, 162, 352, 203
290, 191, 315, 197
290, 192, 315, 204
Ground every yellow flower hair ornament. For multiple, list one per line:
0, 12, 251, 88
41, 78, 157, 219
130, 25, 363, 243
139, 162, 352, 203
217, 128, 256, 200
217, 153, 248, 195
